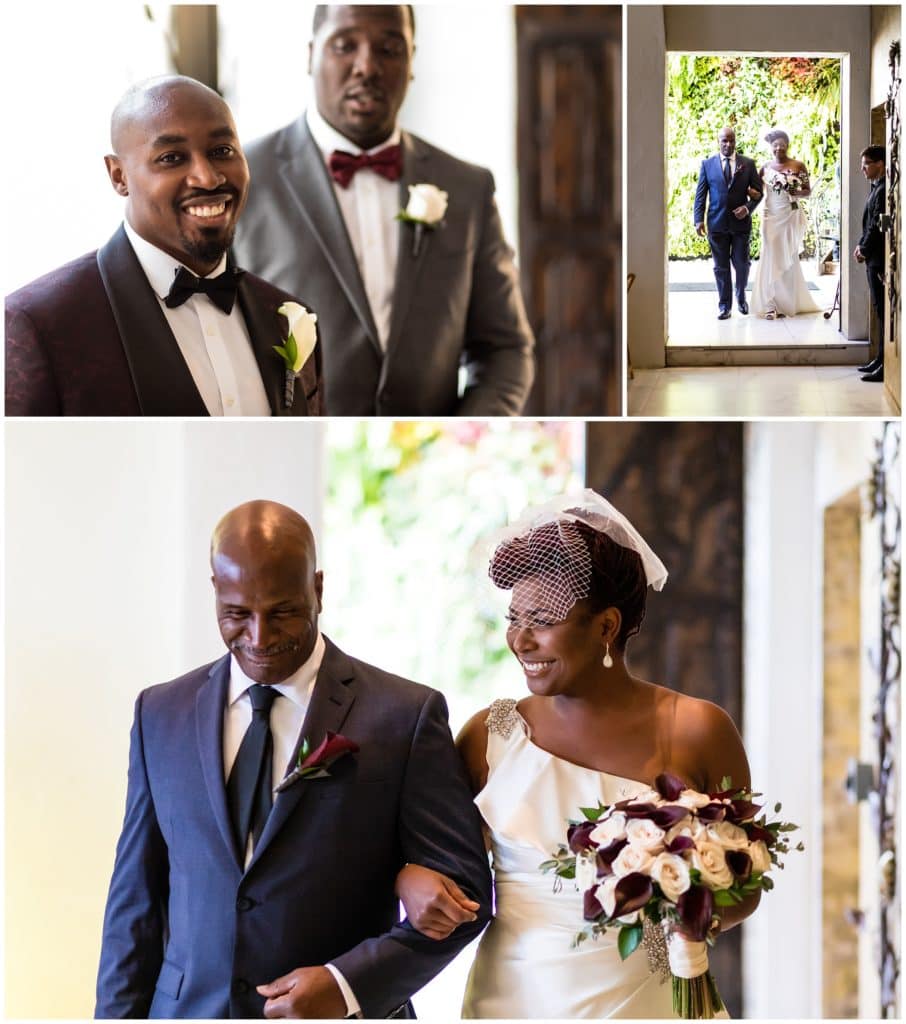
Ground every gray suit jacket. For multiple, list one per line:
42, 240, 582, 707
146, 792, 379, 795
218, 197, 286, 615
233, 116, 534, 415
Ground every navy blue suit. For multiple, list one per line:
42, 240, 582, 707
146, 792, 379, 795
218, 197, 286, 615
95, 638, 491, 1018
694, 154, 763, 313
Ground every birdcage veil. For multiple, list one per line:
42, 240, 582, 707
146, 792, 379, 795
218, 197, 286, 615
487, 489, 668, 621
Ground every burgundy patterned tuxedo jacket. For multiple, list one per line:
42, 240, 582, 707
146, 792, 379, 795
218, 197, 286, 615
5, 226, 324, 416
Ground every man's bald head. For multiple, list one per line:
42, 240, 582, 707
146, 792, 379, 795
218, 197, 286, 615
211, 501, 323, 685
110, 76, 229, 153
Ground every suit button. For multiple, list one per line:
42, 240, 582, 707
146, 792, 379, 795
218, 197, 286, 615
236, 896, 254, 912
232, 978, 249, 995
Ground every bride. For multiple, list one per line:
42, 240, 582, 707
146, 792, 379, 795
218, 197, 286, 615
750, 129, 820, 319
395, 491, 759, 1018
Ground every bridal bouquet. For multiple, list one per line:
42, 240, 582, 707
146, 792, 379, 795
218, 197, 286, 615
541, 772, 801, 1019
771, 171, 807, 209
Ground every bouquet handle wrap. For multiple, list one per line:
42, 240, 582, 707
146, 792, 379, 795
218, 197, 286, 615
667, 932, 709, 979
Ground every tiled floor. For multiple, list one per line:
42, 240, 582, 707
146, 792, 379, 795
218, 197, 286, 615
628, 364, 898, 417
667, 259, 841, 348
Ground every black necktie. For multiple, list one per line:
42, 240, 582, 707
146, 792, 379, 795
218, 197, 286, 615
165, 265, 244, 315
724, 159, 732, 185
227, 684, 278, 858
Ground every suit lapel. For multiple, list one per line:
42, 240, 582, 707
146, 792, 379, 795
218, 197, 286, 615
247, 636, 357, 869
278, 120, 381, 353
237, 276, 291, 416
385, 133, 434, 357
96, 226, 209, 416
195, 655, 244, 869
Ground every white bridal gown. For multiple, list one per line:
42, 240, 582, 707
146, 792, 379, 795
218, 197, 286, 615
461, 699, 677, 1019
751, 169, 821, 318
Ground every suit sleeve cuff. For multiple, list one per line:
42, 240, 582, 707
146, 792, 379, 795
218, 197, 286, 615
325, 963, 362, 1019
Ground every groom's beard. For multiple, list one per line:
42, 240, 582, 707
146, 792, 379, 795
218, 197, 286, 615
179, 227, 234, 268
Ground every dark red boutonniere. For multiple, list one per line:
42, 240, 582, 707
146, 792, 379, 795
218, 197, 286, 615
274, 731, 359, 793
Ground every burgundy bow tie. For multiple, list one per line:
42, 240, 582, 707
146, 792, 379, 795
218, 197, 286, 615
328, 145, 403, 188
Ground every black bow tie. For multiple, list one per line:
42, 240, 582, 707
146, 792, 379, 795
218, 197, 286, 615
165, 265, 244, 315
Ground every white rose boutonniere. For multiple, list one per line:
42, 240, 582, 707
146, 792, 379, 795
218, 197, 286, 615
396, 182, 448, 256
274, 302, 318, 409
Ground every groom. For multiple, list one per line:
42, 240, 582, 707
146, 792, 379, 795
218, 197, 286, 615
694, 127, 763, 319
233, 4, 535, 415
854, 145, 887, 383
5, 76, 323, 417
96, 500, 491, 1018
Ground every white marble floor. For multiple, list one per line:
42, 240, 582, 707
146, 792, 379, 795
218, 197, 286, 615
668, 259, 841, 348
628, 364, 898, 417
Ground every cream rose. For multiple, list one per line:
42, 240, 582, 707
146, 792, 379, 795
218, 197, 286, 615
625, 817, 667, 853
748, 839, 772, 875
651, 852, 692, 902
665, 817, 703, 846
277, 302, 318, 371
405, 183, 448, 224
690, 841, 735, 890
590, 811, 627, 846
704, 820, 750, 851
676, 789, 713, 811
612, 843, 655, 878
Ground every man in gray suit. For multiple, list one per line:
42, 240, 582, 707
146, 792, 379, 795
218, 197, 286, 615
233, 5, 535, 416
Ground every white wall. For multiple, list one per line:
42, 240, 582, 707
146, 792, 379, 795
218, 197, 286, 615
4, 420, 325, 1018
221, 2, 520, 254
742, 418, 889, 1018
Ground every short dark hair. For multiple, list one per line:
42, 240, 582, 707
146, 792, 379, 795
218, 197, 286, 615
489, 519, 649, 650
861, 145, 886, 163
312, 5, 416, 37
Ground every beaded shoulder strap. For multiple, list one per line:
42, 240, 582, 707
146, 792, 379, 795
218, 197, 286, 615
485, 697, 519, 739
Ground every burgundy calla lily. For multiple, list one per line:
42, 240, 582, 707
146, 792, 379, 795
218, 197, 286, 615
584, 886, 605, 921
726, 850, 752, 881
621, 802, 660, 819
745, 823, 776, 846
568, 821, 598, 854
676, 884, 714, 941
655, 772, 686, 801
595, 838, 629, 877
300, 730, 359, 769
666, 835, 695, 854
727, 799, 762, 823
650, 805, 690, 829
612, 872, 654, 917
696, 802, 728, 822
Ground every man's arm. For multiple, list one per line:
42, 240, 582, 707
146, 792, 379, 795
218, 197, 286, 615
95, 693, 169, 1019
5, 306, 61, 415
458, 171, 535, 416
327, 690, 491, 1018
744, 160, 763, 214
693, 161, 709, 236
858, 183, 886, 259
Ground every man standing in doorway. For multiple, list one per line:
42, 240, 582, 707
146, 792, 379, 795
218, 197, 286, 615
694, 126, 763, 320
854, 145, 887, 383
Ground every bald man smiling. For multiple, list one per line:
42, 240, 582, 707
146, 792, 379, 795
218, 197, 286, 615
5, 76, 323, 416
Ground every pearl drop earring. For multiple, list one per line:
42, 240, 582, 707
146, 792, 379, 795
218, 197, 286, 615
602, 642, 613, 669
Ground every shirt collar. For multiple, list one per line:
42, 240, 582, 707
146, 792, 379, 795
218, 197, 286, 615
123, 219, 228, 301
306, 104, 401, 159
228, 630, 326, 709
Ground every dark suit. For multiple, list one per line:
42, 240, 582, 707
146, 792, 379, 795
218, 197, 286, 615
5, 226, 323, 416
859, 177, 887, 339
95, 637, 491, 1019
233, 117, 534, 416
694, 154, 763, 312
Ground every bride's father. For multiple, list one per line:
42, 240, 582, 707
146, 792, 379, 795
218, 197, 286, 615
96, 500, 491, 1018
233, 5, 535, 416
694, 126, 763, 320
6, 77, 323, 417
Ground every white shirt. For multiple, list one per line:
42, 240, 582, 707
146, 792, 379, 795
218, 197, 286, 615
222, 632, 361, 1017
123, 221, 271, 416
306, 106, 400, 350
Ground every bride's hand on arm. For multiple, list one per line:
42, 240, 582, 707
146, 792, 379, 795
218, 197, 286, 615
395, 864, 480, 940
